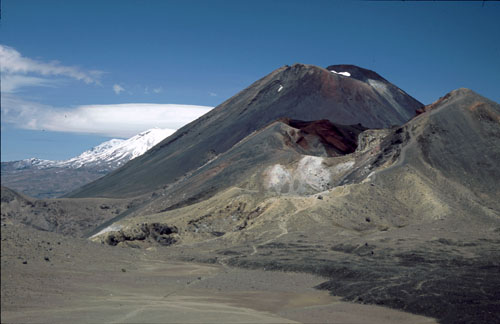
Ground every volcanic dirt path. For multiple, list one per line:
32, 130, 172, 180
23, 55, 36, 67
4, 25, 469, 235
250, 213, 289, 256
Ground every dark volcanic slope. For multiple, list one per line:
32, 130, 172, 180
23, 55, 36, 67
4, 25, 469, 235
327, 64, 422, 119
345, 88, 500, 210
69, 63, 423, 198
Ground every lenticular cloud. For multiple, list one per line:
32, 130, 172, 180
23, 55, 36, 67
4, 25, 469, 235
1, 96, 213, 138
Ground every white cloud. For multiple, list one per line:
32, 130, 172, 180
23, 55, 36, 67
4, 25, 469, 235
113, 84, 125, 95
0, 45, 102, 88
209, 92, 218, 97
0, 74, 58, 93
1, 95, 213, 138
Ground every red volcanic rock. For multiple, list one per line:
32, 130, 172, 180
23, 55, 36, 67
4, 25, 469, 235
281, 118, 366, 155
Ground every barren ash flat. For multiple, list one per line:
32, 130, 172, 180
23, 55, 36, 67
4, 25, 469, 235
1, 222, 436, 323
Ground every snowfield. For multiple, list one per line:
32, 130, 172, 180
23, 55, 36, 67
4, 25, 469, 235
9, 128, 173, 171
330, 70, 351, 77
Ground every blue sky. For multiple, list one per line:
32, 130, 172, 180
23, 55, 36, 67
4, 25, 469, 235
1, 0, 499, 161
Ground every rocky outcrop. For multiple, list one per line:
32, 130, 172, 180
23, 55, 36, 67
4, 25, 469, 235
355, 129, 392, 153
103, 223, 179, 246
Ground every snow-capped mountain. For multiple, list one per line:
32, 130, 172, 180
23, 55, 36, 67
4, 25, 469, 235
61, 128, 173, 170
1, 128, 173, 198
3, 128, 173, 172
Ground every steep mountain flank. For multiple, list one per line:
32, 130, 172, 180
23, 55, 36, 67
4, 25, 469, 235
341, 88, 500, 212
327, 64, 422, 120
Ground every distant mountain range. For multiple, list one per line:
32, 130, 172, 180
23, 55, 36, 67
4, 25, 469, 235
1, 128, 172, 198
